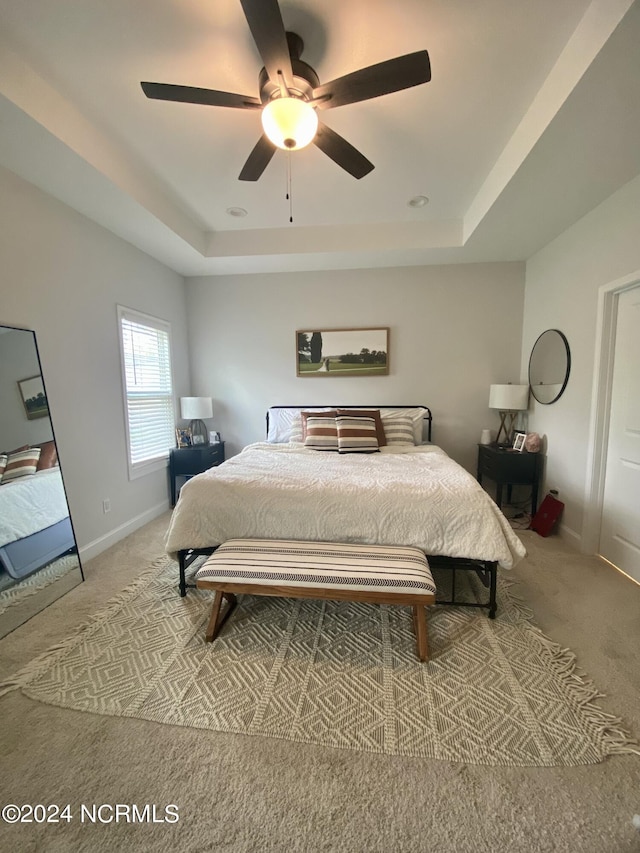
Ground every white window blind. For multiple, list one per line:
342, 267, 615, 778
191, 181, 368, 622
118, 307, 175, 474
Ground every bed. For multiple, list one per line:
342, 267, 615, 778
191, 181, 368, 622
0, 467, 76, 580
165, 406, 526, 615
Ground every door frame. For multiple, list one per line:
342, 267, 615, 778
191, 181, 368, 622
582, 269, 640, 554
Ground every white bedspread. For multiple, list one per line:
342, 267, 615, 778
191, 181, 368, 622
165, 443, 526, 569
0, 467, 69, 548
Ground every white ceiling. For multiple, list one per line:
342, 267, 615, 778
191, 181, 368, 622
1, 0, 639, 276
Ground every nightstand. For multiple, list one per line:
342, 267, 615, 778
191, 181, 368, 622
169, 443, 225, 506
477, 443, 541, 516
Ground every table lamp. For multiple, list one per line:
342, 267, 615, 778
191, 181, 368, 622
180, 397, 213, 445
489, 384, 529, 446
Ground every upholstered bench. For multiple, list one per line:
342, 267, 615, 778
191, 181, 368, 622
195, 538, 436, 661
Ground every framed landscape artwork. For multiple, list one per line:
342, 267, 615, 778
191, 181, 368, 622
18, 374, 49, 420
296, 328, 389, 377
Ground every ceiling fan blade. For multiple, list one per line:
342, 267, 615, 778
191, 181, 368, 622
313, 122, 374, 179
313, 50, 431, 110
141, 82, 261, 109
239, 0, 293, 90
239, 135, 277, 181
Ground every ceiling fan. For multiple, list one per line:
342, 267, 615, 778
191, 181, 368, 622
141, 0, 431, 182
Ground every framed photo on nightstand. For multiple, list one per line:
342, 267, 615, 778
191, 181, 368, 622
175, 427, 192, 448
512, 432, 526, 452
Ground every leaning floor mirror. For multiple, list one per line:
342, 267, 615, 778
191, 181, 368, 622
0, 324, 84, 638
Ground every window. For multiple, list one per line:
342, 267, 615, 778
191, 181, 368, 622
118, 306, 175, 478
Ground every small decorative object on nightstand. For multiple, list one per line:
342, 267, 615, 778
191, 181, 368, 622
512, 432, 526, 452
477, 443, 541, 516
169, 442, 225, 506
175, 427, 192, 448
524, 432, 541, 452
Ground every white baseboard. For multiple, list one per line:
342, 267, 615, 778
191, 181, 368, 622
78, 501, 169, 563
558, 522, 581, 549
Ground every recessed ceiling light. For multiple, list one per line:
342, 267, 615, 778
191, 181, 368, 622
226, 207, 248, 217
408, 195, 429, 208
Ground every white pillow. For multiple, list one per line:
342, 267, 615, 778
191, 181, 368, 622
267, 407, 335, 443
267, 408, 299, 442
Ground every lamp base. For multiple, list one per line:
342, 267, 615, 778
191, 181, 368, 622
189, 419, 208, 445
496, 411, 519, 446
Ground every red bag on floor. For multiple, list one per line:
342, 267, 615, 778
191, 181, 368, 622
530, 494, 564, 537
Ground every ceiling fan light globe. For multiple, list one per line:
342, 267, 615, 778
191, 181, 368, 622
261, 97, 318, 151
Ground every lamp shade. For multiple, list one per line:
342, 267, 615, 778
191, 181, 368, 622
261, 98, 318, 150
489, 384, 529, 411
180, 397, 213, 420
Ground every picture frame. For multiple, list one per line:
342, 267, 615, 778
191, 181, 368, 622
296, 327, 389, 377
18, 375, 49, 420
175, 427, 192, 448
512, 431, 527, 452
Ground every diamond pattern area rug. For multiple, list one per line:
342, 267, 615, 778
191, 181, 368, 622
1, 557, 636, 766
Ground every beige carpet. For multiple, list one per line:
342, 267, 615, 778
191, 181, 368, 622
2, 517, 640, 853
2, 555, 636, 767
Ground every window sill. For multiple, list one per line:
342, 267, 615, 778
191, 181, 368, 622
128, 454, 169, 481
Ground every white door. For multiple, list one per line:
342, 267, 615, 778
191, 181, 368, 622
599, 285, 640, 582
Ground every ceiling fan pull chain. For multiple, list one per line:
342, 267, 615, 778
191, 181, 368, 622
287, 151, 293, 223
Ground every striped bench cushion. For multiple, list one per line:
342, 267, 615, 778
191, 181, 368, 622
196, 539, 435, 596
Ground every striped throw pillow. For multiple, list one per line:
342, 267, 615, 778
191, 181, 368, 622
336, 415, 380, 454
304, 415, 339, 451
382, 415, 415, 445
2, 447, 41, 482
0, 454, 7, 483
289, 413, 304, 443
336, 409, 386, 446
301, 410, 338, 440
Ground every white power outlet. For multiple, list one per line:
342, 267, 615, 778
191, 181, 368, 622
102, 498, 111, 514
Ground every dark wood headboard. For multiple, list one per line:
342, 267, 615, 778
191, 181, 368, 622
266, 406, 432, 442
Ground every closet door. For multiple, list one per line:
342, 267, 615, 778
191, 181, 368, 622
599, 286, 640, 583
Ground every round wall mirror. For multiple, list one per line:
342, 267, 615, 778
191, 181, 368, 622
528, 329, 571, 404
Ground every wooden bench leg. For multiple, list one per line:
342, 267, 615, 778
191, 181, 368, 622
204, 591, 238, 642
413, 604, 429, 662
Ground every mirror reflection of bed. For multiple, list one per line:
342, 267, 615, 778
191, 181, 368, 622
0, 325, 83, 639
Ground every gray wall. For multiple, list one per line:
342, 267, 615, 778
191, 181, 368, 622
0, 166, 191, 559
521, 173, 640, 543
186, 262, 526, 473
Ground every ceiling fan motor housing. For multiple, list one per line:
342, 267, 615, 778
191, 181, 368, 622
258, 34, 320, 105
